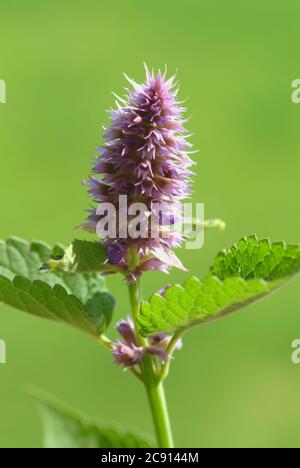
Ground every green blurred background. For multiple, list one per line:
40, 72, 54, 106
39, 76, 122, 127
0, 0, 299, 448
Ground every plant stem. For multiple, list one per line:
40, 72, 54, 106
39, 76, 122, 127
128, 279, 174, 448
159, 330, 184, 381
98, 334, 114, 350
128, 279, 147, 348
145, 379, 174, 448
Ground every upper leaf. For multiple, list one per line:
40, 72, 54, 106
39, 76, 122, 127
32, 389, 154, 448
0, 237, 115, 337
211, 235, 300, 281
138, 236, 300, 336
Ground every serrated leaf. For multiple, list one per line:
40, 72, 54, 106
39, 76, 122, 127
31, 389, 154, 448
138, 236, 300, 336
212, 235, 300, 281
0, 237, 115, 336
44, 239, 108, 273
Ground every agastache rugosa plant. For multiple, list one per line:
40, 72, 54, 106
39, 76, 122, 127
0, 66, 299, 448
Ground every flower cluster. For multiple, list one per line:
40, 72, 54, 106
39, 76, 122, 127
84, 65, 194, 280
112, 317, 182, 369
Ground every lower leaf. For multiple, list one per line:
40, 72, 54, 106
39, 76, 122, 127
31, 388, 155, 448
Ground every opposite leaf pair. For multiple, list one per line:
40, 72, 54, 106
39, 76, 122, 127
0, 235, 299, 345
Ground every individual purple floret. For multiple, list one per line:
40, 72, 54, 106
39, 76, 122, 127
106, 241, 126, 266
116, 317, 136, 345
148, 332, 183, 354
112, 341, 145, 368
158, 284, 172, 297
84, 65, 194, 280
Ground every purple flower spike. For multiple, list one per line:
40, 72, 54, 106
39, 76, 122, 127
112, 317, 183, 368
84, 65, 194, 278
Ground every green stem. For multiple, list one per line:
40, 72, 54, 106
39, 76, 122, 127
159, 330, 184, 381
98, 334, 114, 350
145, 379, 174, 448
128, 279, 174, 448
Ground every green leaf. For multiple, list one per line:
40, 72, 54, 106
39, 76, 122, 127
0, 237, 115, 336
31, 389, 154, 448
211, 235, 300, 281
44, 239, 108, 273
138, 236, 300, 336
